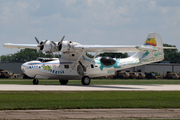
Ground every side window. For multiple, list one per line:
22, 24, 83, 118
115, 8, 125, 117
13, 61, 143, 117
64, 65, 69, 69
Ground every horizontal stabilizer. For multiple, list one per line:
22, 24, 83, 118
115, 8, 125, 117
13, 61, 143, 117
157, 47, 177, 49
136, 45, 158, 51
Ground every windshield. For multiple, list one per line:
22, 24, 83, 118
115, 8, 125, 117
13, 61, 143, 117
36, 58, 56, 62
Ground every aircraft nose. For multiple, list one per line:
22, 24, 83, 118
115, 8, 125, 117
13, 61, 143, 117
21, 63, 28, 73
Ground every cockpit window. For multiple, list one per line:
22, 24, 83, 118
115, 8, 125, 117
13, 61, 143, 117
36, 58, 56, 62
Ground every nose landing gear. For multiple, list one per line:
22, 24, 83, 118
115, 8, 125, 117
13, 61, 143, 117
59, 80, 69, 85
33, 79, 39, 85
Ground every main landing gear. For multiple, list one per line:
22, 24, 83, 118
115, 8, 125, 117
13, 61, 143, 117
33, 79, 39, 85
59, 80, 69, 85
81, 76, 91, 85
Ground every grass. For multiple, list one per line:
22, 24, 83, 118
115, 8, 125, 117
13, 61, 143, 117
0, 91, 180, 110
0, 79, 180, 85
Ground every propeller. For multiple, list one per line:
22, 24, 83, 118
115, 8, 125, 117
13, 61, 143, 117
35, 38, 54, 57
35, 37, 39, 44
35, 37, 48, 50
58, 35, 65, 51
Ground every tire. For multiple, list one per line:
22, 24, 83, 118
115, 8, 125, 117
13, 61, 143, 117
33, 79, 39, 85
59, 80, 69, 85
81, 76, 91, 85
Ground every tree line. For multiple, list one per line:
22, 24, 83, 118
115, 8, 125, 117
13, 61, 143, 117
163, 44, 180, 63
0, 43, 179, 63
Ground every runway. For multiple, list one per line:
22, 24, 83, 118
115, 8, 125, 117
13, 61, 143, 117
0, 84, 180, 91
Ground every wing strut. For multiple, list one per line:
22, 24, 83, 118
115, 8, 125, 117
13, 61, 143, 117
86, 52, 99, 70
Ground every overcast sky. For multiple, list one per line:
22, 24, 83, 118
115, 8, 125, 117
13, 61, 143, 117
0, 0, 180, 56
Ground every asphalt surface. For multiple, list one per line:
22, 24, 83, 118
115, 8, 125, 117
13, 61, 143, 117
0, 84, 180, 91
1, 109, 180, 119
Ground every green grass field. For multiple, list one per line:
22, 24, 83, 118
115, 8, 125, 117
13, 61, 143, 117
0, 91, 180, 110
0, 78, 180, 85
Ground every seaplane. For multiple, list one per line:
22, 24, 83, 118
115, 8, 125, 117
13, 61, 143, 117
3, 32, 175, 85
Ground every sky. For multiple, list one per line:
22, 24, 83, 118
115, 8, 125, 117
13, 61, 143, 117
0, 0, 180, 56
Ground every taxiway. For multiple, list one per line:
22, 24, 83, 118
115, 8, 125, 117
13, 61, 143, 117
0, 84, 180, 91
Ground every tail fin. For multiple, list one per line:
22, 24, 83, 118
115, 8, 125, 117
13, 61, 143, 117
144, 32, 163, 47
132, 32, 164, 64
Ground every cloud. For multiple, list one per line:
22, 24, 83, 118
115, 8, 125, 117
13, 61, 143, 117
0, 1, 40, 27
0, 0, 180, 56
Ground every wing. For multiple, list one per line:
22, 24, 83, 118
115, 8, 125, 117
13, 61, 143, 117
74, 44, 177, 53
74, 45, 139, 53
3, 43, 39, 49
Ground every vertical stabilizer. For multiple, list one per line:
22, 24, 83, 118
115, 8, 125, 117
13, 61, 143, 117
132, 32, 164, 64
145, 32, 163, 47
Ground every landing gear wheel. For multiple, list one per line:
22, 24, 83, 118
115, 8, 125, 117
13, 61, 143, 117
33, 79, 39, 85
59, 80, 69, 85
81, 76, 91, 85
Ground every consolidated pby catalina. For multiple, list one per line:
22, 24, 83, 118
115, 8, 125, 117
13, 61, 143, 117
3, 33, 175, 85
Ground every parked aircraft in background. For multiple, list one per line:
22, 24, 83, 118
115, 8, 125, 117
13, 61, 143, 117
3, 32, 176, 85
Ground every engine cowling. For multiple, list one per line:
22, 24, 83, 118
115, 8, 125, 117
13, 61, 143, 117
39, 40, 77, 53
42, 40, 52, 53
58, 41, 74, 53
39, 40, 57, 53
